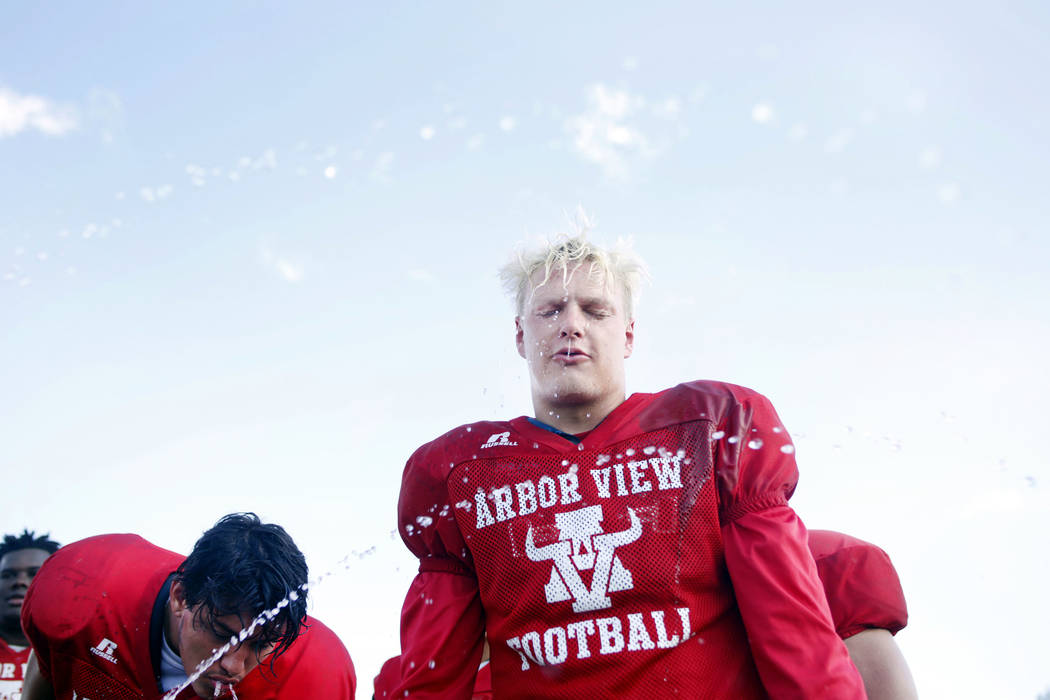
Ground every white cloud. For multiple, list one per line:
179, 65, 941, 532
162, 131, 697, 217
324, 165, 337, 179
565, 83, 663, 178
140, 185, 173, 203
751, 102, 774, 125
622, 56, 639, 71
467, 134, 485, 151
499, 116, 516, 132
187, 164, 207, 187
0, 87, 78, 138
652, 97, 682, 120
260, 245, 305, 283
420, 125, 436, 140
788, 123, 808, 142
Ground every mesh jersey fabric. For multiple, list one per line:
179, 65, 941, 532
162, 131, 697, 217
394, 380, 865, 699
377, 530, 907, 697
0, 638, 31, 700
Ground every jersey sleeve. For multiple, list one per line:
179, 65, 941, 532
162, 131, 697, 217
716, 387, 866, 699
21, 602, 53, 683
809, 530, 909, 639
246, 617, 356, 699
392, 440, 486, 699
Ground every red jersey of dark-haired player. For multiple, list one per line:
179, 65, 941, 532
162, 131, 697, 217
393, 380, 867, 698
377, 527, 908, 698
22, 534, 356, 700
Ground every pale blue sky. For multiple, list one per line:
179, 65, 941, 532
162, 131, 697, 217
2, 3, 1048, 698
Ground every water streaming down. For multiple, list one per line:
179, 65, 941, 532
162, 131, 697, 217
161, 547, 377, 700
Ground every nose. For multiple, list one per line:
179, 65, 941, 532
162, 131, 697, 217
13, 572, 32, 588
558, 304, 586, 338
219, 645, 255, 680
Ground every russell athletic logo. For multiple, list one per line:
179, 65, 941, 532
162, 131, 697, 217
89, 637, 119, 664
481, 431, 518, 448
526, 504, 642, 613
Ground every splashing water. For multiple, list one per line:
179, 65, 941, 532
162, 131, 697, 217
163, 547, 379, 700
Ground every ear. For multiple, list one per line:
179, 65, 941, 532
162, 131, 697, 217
623, 319, 635, 359
169, 580, 189, 616
515, 316, 527, 359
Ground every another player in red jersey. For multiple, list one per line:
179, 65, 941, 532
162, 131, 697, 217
391, 234, 867, 698
377, 530, 916, 699
0, 530, 60, 700
21, 513, 356, 700
809, 530, 917, 700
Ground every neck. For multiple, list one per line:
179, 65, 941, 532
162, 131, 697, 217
0, 620, 28, 647
532, 392, 625, 435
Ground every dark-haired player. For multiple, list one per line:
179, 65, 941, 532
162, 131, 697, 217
0, 530, 60, 700
21, 513, 356, 699
392, 234, 867, 698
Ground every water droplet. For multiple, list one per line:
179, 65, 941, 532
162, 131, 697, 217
626, 448, 636, 456
747, 439, 763, 449
727, 436, 739, 444
643, 446, 656, 455
416, 515, 434, 527
779, 444, 795, 454
712, 431, 725, 440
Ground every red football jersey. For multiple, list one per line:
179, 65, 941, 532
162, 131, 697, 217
379, 529, 908, 697
23, 534, 356, 700
394, 380, 864, 699
809, 530, 908, 640
22, 534, 192, 700
235, 617, 356, 699
0, 638, 31, 700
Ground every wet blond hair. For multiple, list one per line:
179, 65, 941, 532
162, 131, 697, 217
499, 231, 649, 319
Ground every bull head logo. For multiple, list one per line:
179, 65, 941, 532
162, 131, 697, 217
525, 505, 642, 613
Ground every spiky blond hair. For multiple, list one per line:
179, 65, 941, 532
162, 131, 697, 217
499, 231, 649, 319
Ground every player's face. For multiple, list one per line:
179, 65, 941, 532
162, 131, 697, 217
516, 265, 634, 420
0, 548, 50, 630
169, 583, 277, 698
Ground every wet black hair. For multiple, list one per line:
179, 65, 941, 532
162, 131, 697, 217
0, 530, 61, 560
175, 513, 308, 661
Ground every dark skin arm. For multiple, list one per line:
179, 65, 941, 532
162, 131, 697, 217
21, 652, 56, 700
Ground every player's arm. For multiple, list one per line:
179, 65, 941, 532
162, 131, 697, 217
22, 651, 56, 700
809, 530, 916, 700
843, 629, 918, 700
391, 447, 485, 699
717, 388, 866, 699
